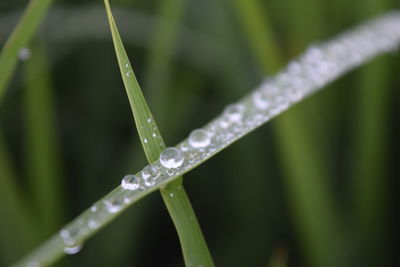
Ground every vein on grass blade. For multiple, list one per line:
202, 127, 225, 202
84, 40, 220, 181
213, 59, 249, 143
13, 11, 400, 267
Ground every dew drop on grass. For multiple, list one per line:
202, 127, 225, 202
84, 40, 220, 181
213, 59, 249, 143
252, 92, 270, 110
121, 174, 140, 191
144, 138, 148, 143
224, 104, 245, 122
142, 165, 159, 186
188, 129, 211, 148
18, 48, 31, 61
142, 165, 159, 180
103, 197, 123, 214
60, 229, 76, 247
64, 244, 82, 255
160, 147, 184, 168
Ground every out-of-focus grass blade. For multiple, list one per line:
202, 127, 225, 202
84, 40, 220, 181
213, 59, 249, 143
103, 1, 214, 266
23, 42, 65, 235
143, 0, 185, 128
0, 133, 38, 265
228, 0, 343, 266
353, 1, 390, 263
229, 0, 281, 74
0, 0, 53, 103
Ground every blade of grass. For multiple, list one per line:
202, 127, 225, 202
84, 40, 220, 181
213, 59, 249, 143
103, 1, 214, 266
23, 42, 65, 235
143, 0, 185, 129
0, 0, 53, 103
228, 0, 344, 265
353, 0, 390, 263
12, 13, 400, 266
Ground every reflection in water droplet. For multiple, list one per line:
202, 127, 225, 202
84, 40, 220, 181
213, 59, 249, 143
64, 244, 83, 255
160, 147, 184, 168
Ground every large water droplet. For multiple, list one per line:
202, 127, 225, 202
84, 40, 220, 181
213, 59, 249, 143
121, 174, 140, 191
224, 104, 245, 122
160, 147, 184, 168
64, 244, 82, 255
188, 129, 211, 148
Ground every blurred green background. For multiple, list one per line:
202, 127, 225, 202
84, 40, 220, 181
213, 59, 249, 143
0, 0, 399, 266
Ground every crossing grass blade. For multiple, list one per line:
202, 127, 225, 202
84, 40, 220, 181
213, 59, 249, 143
103, 1, 214, 266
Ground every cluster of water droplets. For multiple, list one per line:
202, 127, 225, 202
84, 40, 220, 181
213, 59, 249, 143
49, 12, 400, 262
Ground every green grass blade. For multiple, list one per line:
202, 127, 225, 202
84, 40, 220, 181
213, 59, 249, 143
228, 0, 343, 265
0, 0, 53, 103
0, 133, 38, 264
23, 42, 65, 235
103, 1, 214, 266
143, 0, 185, 127
12, 13, 400, 266
229, 0, 281, 74
353, 1, 390, 262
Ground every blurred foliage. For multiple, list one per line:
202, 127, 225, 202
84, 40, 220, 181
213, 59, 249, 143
0, 0, 399, 266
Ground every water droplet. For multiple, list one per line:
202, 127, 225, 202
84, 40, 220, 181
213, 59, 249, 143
224, 104, 245, 122
188, 129, 211, 148
19, 48, 31, 61
252, 92, 270, 110
152, 133, 157, 138
121, 174, 140, 191
64, 244, 82, 255
90, 205, 97, 213
125, 63, 129, 68
88, 219, 99, 229
141, 165, 159, 179
147, 118, 152, 123
180, 142, 189, 151
60, 229, 76, 246
160, 147, 184, 168
169, 193, 174, 197
166, 169, 175, 176
144, 138, 148, 143
126, 71, 132, 77
103, 197, 123, 214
